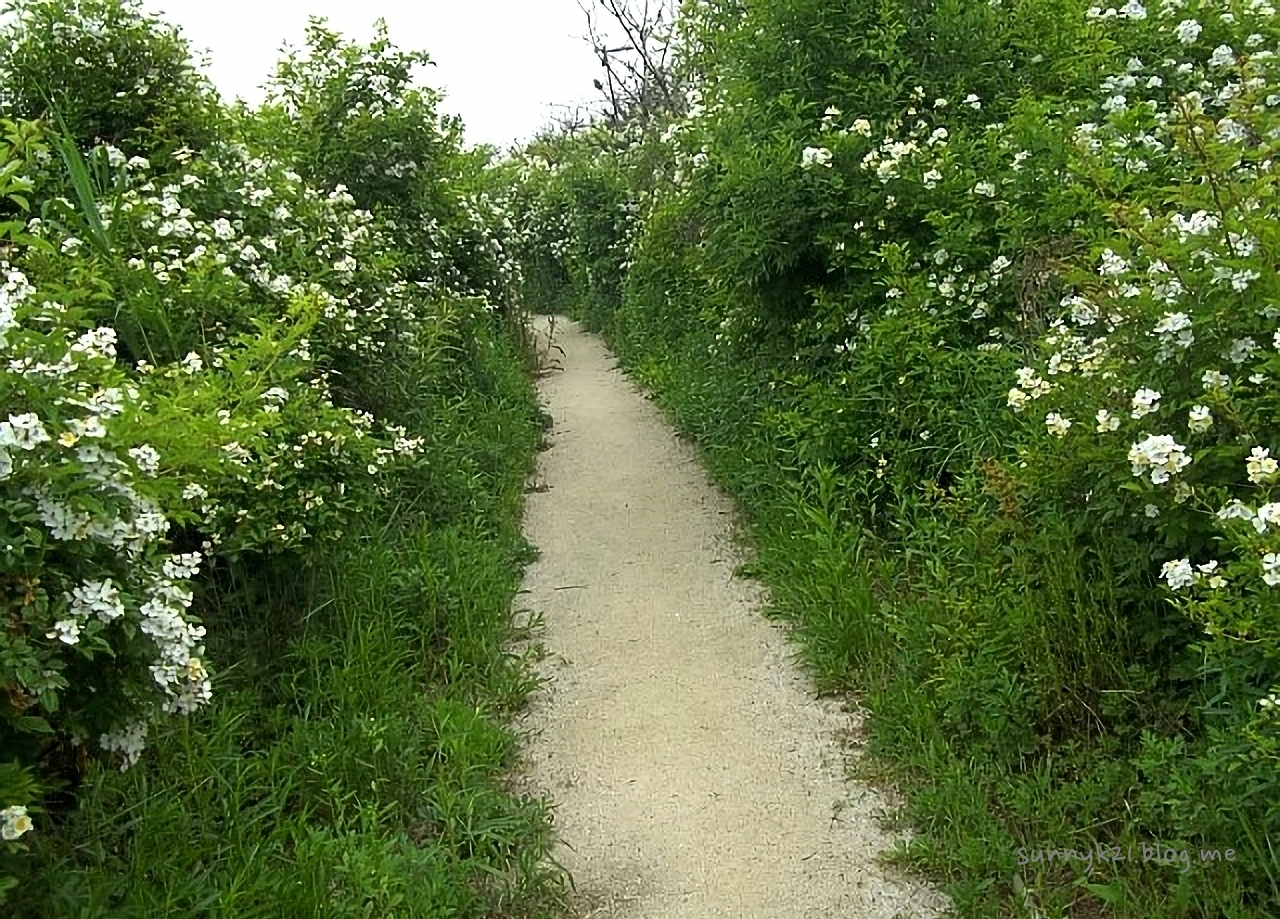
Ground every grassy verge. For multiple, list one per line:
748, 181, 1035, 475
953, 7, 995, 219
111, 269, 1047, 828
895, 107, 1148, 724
11, 310, 563, 919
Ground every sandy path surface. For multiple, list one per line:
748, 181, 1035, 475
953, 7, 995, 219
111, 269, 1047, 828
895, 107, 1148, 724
515, 316, 948, 919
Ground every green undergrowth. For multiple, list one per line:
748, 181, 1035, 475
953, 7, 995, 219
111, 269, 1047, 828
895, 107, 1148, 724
8, 312, 564, 918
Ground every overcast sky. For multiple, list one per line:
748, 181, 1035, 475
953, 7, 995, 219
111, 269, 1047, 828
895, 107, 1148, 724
142, 0, 604, 150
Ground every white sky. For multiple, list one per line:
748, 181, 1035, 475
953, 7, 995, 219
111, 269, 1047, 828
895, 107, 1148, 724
142, 0, 604, 150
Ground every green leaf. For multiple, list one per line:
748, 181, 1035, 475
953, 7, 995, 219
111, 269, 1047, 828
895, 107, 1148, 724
13, 715, 55, 734
1084, 881, 1125, 905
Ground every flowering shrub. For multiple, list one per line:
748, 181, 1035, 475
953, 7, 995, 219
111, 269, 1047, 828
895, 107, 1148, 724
0, 4, 535, 904
0, 114, 435, 780
0, 0, 221, 157
265, 21, 524, 305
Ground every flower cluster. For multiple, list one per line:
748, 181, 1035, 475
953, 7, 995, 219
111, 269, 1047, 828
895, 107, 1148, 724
0, 66, 462, 777
998, 0, 1280, 714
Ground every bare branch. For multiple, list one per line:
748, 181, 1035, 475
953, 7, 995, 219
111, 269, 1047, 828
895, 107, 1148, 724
576, 0, 687, 129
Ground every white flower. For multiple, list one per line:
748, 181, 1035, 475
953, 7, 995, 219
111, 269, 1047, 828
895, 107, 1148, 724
69, 416, 106, 439
1, 806, 32, 841
1247, 446, 1279, 483
1130, 387, 1161, 419
47, 618, 82, 645
1188, 405, 1213, 433
1264, 554, 1280, 586
1064, 295, 1098, 325
100, 721, 148, 770
181, 352, 203, 374
1202, 369, 1231, 392
1161, 558, 1195, 589
1169, 211, 1219, 242
973, 181, 997, 197
129, 445, 161, 476
1, 414, 51, 451
1046, 412, 1072, 436
851, 118, 872, 137
1255, 503, 1280, 534
69, 579, 124, 622
1008, 388, 1030, 411
1097, 409, 1122, 433
1228, 337, 1258, 364
801, 146, 834, 168
1098, 249, 1129, 276
1128, 434, 1191, 484
163, 552, 203, 580
964, 94, 982, 109
1218, 501, 1255, 529
1218, 118, 1248, 143
1145, 503, 1161, 517
1208, 44, 1236, 68
1174, 19, 1202, 44
1015, 367, 1052, 400
1198, 560, 1226, 589
922, 168, 943, 188
182, 483, 208, 502
1153, 311, 1193, 349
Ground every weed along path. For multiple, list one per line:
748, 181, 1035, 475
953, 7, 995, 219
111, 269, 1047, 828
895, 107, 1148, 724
515, 316, 948, 919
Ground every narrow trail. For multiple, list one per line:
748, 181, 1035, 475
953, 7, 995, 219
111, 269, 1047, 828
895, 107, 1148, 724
515, 317, 947, 919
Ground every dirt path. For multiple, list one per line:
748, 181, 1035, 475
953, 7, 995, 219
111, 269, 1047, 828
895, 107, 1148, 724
516, 316, 947, 919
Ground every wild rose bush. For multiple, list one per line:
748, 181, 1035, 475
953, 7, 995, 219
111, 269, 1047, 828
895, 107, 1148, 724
0, 1, 523, 892
0, 119, 430, 783
0, 0, 221, 157
264, 21, 525, 307
1009, 0, 1280, 756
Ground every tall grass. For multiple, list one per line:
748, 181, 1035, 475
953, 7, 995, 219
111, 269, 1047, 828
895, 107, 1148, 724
10, 311, 563, 918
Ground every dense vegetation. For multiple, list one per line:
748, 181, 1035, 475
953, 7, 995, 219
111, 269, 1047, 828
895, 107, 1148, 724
507, 0, 1280, 916
0, 0, 560, 915
8, 0, 1280, 915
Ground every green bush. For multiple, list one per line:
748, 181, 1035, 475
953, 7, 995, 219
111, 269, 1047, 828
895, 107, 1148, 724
0, 1, 555, 913
0, 0, 222, 158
